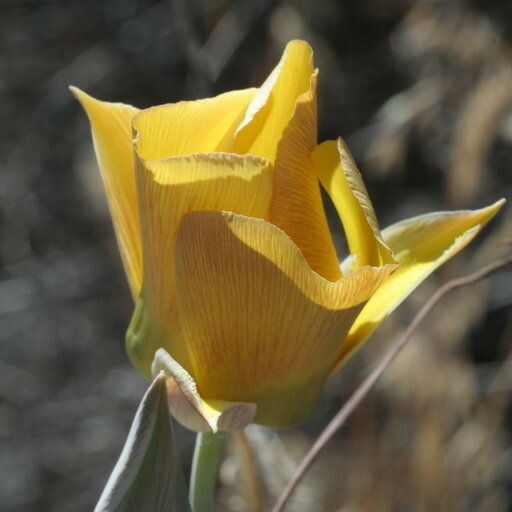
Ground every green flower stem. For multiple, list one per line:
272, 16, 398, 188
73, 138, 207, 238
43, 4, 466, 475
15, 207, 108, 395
189, 432, 226, 512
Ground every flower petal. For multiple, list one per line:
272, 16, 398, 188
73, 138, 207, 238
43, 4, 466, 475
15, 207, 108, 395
312, 139, 395, 268
233, 40, 313, 161
173, 211, 395, 428
133, 88, 256, 161
152, 349, 256, 433
70, 87, 142, 298
126, 153, 273, 378
233, 41, 341, 280
332, 199, 505, 371
269, 74, 342, 281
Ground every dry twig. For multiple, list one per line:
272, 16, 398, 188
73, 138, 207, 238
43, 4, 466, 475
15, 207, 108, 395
272, 256, 512, 512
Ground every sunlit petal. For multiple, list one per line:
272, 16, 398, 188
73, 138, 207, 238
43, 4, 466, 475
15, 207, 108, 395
233, 40, 313, 161
312, 138, 395, 269
173, 211, 395, 427
126, 153, 273, 378
70, 86, 142, 298
133, 88, 256, 161
332, 199, 505, 371
232, 41, 341, 280
269, 74, 342, 281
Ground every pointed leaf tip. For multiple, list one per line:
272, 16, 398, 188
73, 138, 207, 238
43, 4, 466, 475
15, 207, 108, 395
94, 374, 191, 512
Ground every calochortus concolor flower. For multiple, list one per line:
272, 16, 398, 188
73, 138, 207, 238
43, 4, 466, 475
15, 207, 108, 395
72, 40, 503, 432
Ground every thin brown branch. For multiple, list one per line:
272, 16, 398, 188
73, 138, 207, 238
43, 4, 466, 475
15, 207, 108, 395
272, 255, 512, 512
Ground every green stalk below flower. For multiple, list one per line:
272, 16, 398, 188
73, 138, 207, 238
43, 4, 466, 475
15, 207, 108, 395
189, 432, 226, 512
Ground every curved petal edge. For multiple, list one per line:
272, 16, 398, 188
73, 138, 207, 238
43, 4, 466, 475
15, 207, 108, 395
152, 348, 257, 433
331, 198, 505, 373
70, 86, 142, 298
312, 138, 395, 270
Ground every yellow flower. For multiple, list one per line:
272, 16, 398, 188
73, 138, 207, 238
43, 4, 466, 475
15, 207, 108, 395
71, 40, 504, 432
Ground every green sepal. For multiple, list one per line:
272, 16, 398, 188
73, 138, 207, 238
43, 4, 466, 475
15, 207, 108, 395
94, 373, 191, 512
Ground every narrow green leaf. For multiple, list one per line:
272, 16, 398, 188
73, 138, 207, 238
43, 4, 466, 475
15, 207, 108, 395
94, 373, 191, 512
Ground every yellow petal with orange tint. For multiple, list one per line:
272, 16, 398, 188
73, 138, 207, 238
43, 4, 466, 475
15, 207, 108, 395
234, 40, 314, 161
173, 211, 395, 428
70, 87, 142, 298
133, 88, 256, 161
312, 139, 395, 269
126, 152, 273, 378
233, 41, 341, 280
332, 199, 505, 371
269, 74, 342, 282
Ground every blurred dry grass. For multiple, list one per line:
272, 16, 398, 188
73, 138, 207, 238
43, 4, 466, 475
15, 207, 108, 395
0, 0, 511, 511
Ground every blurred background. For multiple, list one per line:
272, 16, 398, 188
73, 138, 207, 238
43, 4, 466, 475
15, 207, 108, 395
1, 0, 512, 511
